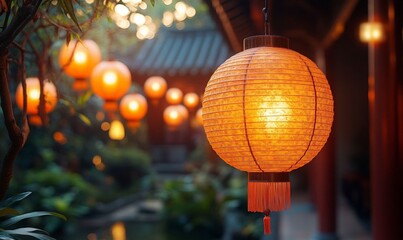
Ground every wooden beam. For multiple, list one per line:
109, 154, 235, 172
321, 0, 360, 49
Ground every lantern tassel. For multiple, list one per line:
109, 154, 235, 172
248, 172, 291, 212
263, 215, 271, 235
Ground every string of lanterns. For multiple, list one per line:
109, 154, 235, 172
15, 39, 203, 140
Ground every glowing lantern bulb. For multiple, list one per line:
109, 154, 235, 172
109, 120, 125, 140
164, 105, 187, 129
166, 88, 183, 105
183, 92, 199, 109
15, 77, 58, 126
144, 76, 167, 102
119, 93, 148, 130
90, 61, 131, 112
111, 222, 126, 240
360, 22, 384, 43
58, 39, 101, 91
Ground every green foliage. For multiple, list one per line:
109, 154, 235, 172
10, 166, 96, 234
160, 173, 224, 238
0, 192, 65, 240
100, 146, 152, 189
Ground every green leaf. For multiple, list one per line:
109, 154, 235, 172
0, 212, 66, 228
3, 228, 55, 240
59, 98, 75, 108
77, 91, 92, 107
0, 231, 13, 240
0, 192, 31, 209
78, 113, 91, 126
60, 0, 82, 31
0, 208, 20, 217
149, 0, 155, 6
66, 32, 71, 45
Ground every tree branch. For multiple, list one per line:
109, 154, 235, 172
0, 49, 29, 200
0, 0, 43, 50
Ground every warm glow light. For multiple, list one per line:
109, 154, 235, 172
15, 77, 58, 115
96, 111, 105, 121
101, 122, 111, 131
360, 22, 384, 42
163, 0, 172, 5
119, 93, 148, 129
164, 105, 187, 128
130, 13, 146, 26
115, 4, 130, 16
103, 71, 118, 85
175, 2, 187, 14
111, 222, 126, 240
144, 76, 167, 100
137, 25, 150, 39
92, 155, 102, 166
202, 36, 334, 235
162, 11, 174, 26
28, 89, 40, 100
59, 39, 101, 90
139, 2, 147, 9
109, 120, 125, 140
183, 93, 199, 109
166, 88, 183, 105
90, 61, 131, 111
174, 11, 187, 22
116, 19, 131, 29
73, 51, 87, 64
53, 131, 67, 144
186, 7, 196, 18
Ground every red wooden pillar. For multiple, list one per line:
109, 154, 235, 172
310, 48, 337, 240
369, 0, 403, 239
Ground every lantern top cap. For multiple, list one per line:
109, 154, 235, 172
244, 35, 289, 50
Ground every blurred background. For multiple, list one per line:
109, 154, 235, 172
0, 0, 401, 239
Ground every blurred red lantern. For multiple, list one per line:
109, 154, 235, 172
58, 39, 101, 91
144, 76, 167, 102
183, 92, 199, 109
165, 88, 183, 105
90, 61, 131, 111
163, 105, 188, 129
15, 77, 58, 126
119, 93, 148, 129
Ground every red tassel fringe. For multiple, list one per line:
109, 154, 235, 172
263, 215, 271, 235
248, 181, 291, 212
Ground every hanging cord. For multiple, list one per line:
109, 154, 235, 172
262, 0, 270, 35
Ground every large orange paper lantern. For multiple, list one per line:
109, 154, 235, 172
15, 77, 58, 126
119, 93, 148, 129
90, 61, 131, 111
165, 88, 183, 105
202, 35, 334, 234
58, 39, 101, 91
144, 76, 167, 101
183, 92, 199, 109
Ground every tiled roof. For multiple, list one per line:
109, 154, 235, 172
125, 27, 231, 77
204, 0, 257, 52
